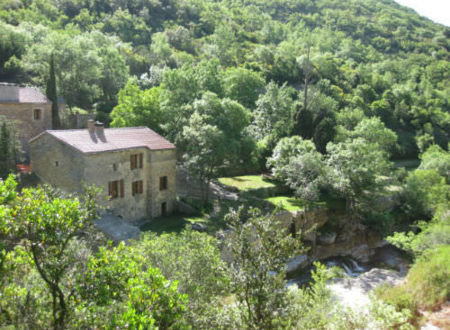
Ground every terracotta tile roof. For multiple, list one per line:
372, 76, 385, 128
32, 127, 175, 154
19, 87, 50, 103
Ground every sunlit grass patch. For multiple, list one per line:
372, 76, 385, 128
264, 196, 305, 212
218, 175, 277, 192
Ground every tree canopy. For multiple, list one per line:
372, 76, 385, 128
0, 0, 447, 162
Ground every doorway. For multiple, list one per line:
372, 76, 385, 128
161, 202, 167, 216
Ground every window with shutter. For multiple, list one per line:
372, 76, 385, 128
132, 180, 144, 196
108, 180, 124, 199
130, 155, 136, 170
33, 109, 41, 120
108, 180, 119, 199
139, 153, 143, 168
159, 176, 168, 191
131, 153, 143, 169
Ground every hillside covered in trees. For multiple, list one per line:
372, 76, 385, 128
1, 0, 449, 163
1, 0, 450, 329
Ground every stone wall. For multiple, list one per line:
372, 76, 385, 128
30, 134, 85, 192
0, 102, 52, 155
147, 149, 177, 218
30, 132, 177, 222
83, 148, 176, 221
84, 147, 151, 221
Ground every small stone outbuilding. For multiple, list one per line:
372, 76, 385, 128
0, 82, 53, 156
29, 122, 176, 221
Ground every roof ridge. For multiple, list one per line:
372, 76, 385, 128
45, 126, 151, 133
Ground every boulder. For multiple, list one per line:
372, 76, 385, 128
317, 232, 337, 245
286, 254, 309, 274
191, 223, 206, 231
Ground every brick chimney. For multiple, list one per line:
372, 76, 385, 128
94, 121, 104, 135
87, 119, 95, 133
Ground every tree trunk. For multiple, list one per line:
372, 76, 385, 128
30, 246, 66, 330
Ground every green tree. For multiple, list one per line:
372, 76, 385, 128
76, 243, 186, 329
180, 92, 253, 197
181, 112, 226, 202
225, 207, 303, 329
210, 23, 239, 66
283, 147, 326, 206
249, 81, 295, 142
326, 138, 392, 215
45, 53, 60, 129
387, 206, 450, 258
292, 87, 338, 153
137, 230, 231, 328
22, 29, 129, 110
418, 145, 450, 182
336, 117, 398, 155
267, 136, 317, 178
110, 81, 163, 132
0, 22, 28, 79
222, 67, 265, 109
401, 169, 449, 220
0, 180, 99, 329
0, 119, 19, 179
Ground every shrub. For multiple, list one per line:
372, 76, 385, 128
376, 245, 450, 320
406, 245, 450, 309
375, 284, 418, 319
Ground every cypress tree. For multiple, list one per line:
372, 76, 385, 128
46, 53, 60, 129
0, 121, 11, 179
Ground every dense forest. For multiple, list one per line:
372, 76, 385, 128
1, 0, 449, 328
1, 0, 449, 162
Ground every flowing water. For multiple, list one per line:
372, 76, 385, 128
288, 245, 410, 288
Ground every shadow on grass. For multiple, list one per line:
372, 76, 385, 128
141, 192, 346, 236
140, 208, 232, 235
140, 213, 187, 234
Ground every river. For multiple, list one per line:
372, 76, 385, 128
288, 245, 410, 309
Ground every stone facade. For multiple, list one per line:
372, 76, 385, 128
0, 83, 53, 156
29, 126, 176, 221
0, 102, 52, 155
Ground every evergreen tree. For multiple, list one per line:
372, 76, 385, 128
0, 120, 15, 179
46, 53, 60, 129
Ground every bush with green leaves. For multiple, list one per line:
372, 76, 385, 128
418, 144, 450, 182
75, 242, 186, 329
224, 207, 304, 329
0, 176, 100, 329
0, 118, 21, 180
376, 245, 449, 317
135, 229, 232, 328
0, 176, 186, 329
400, 169, 449, 220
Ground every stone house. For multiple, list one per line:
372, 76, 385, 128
29, 122, 176, 221
0, 82, 54, 156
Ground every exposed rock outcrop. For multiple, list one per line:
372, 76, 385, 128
273, 208, 389, 273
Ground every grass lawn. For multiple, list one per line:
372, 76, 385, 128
264, 196, 305, 212
218, 175, 277, 192
140, 213, 206, 234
